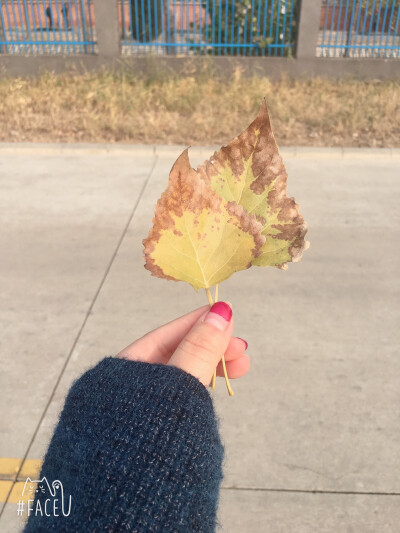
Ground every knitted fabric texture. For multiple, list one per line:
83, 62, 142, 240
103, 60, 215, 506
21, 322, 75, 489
24, 357, 224, 532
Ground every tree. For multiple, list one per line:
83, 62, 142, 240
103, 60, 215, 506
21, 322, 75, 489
129, 0, 163, 42
192, 0, 298, 56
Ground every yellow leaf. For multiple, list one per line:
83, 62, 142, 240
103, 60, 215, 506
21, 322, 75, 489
143, 149, 265, 290
197, 101, 308, 269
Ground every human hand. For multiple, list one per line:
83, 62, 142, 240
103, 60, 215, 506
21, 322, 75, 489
117, 303, 249, 388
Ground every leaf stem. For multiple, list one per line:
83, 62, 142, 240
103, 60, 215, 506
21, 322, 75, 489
211, 284, 219, 390
204, 285, 234, 396
205, 287, 214, 306
214, 284, 234, 395
222, 356, 234, 396
205, 288, 217, 390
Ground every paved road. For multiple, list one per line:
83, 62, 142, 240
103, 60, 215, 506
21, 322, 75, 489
0, 144, 399, 532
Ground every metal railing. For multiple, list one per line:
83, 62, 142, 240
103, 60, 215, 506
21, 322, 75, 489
0, 0, 399, 60
120, 0, 298, 56
318, 0, 400, 58
0, 0, 96, 54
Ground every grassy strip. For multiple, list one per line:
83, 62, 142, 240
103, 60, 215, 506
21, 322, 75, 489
0, 70, 399, 147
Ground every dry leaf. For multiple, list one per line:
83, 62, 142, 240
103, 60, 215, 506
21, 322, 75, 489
197, 101, 308, 269
143, 101, 308, 294
143, 149, 265, 290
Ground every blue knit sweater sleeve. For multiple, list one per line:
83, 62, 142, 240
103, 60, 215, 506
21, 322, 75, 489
24, 357, 224, 532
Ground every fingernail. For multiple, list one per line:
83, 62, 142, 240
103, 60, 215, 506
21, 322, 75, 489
204, 301, 232, 331
237, 337, 248, 350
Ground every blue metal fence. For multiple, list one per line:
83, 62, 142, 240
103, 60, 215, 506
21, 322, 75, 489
1, 0, 399, 58
120, 0, 298, 56
0, 0, 96, 54
318, 0, 400, 58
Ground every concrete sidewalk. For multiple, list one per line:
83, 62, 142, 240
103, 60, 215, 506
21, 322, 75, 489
0, 144, 399, 532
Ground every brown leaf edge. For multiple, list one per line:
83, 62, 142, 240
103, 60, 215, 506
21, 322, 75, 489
196, 99, 309, 270
143, 149, 265, 285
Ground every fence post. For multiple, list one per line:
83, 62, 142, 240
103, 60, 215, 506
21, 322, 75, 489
93, 0, 120, 58
0, 17, 4, 54
296, 0, 321, 59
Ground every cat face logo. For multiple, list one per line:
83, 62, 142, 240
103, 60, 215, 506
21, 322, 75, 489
21, 477, 72, 517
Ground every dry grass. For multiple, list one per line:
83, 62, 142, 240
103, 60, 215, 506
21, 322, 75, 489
0, 69, 399, 147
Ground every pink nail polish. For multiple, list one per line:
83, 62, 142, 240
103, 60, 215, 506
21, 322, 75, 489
204, 301, 232, 331
210, 302, 232, 321
237, 337, 248, 350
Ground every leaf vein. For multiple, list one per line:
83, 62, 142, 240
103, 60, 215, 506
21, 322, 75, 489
208, 240, 245, 284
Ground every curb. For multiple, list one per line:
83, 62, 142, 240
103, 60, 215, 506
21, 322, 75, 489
0, 143, 398, 159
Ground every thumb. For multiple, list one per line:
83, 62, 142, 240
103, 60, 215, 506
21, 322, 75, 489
167, 302, 233, 387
